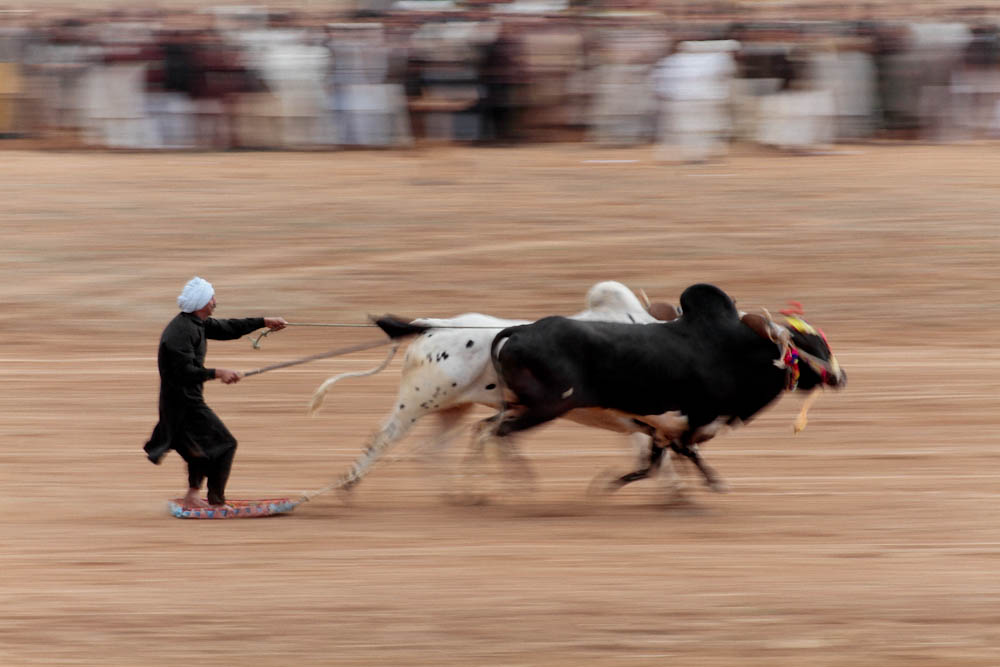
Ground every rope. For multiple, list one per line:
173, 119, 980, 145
295, 477, 352, 504
285, 321, 508, 329
284, 322, 374, 328
242, 337, 391, 377
251, 323, 374, 349
307, 343, 400, 415
251, 321, 510, 349
294, 438, 418, 504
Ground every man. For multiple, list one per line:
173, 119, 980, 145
143, 276, 287, 509
652, 39, 739, 164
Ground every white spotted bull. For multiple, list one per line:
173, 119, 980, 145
313, 281, 674, 491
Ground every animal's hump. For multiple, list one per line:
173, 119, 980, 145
678, 283, 739, 323
584, 281, 640, 312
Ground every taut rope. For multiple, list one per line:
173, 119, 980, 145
251, 321, 510, 349
251, 322, 375, 349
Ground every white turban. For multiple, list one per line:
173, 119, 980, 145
177, 276, 214, 313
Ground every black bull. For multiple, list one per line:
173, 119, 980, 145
487, 283, 846, 492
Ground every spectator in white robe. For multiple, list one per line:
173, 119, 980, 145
754, 45, 836, 153
589, 27, 665, 147
329, 23, 411, 148
22, 20, 98, 141
807, 38, 878, 141
81, 23, 159, 149
256, 28, 332, 148
652, 39, 738, 163
146, 29, 198, 149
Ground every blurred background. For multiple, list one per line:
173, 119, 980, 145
2, 0, 1000, 154
3, 2, 1000, 667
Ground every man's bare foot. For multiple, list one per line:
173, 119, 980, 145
181, 489, 211, 509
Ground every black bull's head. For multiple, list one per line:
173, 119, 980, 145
782, 315, 846, 391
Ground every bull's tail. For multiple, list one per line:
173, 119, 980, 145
489, 325, 520, 378
371, 314, 432, 340
308, 343, 400, 416
488, 325, 524, 432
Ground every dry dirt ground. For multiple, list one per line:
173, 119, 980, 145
1, 142, 999, 666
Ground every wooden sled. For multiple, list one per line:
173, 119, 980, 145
167, 497, 299, 519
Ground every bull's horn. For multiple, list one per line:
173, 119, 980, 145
637, 288, 651, 310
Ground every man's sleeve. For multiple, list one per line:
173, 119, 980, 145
204, 317, 266, 341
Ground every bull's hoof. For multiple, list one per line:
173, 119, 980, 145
503, 479, 537, 499
586, 468, 623, 497
660, 491, 696, 508
707, 478, 731, 493
336, 486, 356, 505
662, 477, 690, 498
443, 491, 491, 506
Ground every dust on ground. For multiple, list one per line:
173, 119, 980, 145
2, 143, 999, 666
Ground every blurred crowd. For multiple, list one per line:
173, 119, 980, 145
2, 3, 1000, 159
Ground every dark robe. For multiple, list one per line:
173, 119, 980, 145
143, 312, 264, 465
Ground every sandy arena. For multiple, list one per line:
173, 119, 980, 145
2, 143, 999, 666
